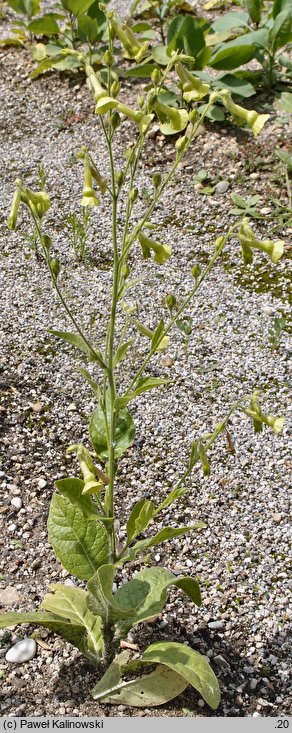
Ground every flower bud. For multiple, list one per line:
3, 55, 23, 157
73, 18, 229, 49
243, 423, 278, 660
199, 442, 210, 476
165, 293, 176, 314
111, 110, 121, 129
189, 109, 199, 124
151, 68, 161, 86
110, 80, 120, 97
116, 169, 124, 188
129, 187, 138, 203
8, 179, 22, 230
191, 264, 201, 280
50, 258, 60, 279
152, 173, 161, 189
175, 135, 188, 153
138, 95, 144, 109
104, 50, 114, 67
42, 234, 51, 251
98, 2, 106, 10
215, 235, 225, 252
121, 262, 130, 279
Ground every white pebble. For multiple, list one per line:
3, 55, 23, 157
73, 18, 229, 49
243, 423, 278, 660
208, 620, 224, 630
11, 497, 22, 511
6, 638, 37, 664
38, 479, 47, 489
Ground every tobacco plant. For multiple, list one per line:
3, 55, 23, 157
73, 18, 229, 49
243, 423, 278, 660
1, 10, 286, 710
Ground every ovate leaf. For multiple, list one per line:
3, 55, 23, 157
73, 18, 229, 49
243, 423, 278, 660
121, 523, 206, 564
210, 43, 256, 69
126, 498, 156, 543
92, 664, 187, 705
87, 565, 136, 623
89, 403, 135, 461
113, 339, 134, 367
0, 611, 89, 652
138, 641, 220, 709
48, 494, 109, 579
49, 330, 105, 366
270, 9, 292, 51
27, 14, 59, 35
55, 477, 108, 521
41, 584, 104, 657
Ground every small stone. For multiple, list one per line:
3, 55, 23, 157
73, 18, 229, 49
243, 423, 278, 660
213, 654, 230, 670
198, 699, 205, 708
31, 402, 43, 413
250, 172, 259, 180
186, 559, 193, 568
155, 553, 160, 562
250, 679, 258, 690
6, 638, 37, 664
0, 586, 20, 606
38, 479, 47, 490
260, 207, 271, 215
159, 355, 174, 367
68, 403, 77, 412
215, 180, 230, 194
261, 305, 274, 316
10, 497, 22, 511
253, 712, 261, 717
273, 513, 282, 524
208, 620, 224, 630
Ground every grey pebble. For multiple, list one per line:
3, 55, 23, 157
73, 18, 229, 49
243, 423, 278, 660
215, 180, 230, 194
10, 497, 22, 511
208, 621, 224, 630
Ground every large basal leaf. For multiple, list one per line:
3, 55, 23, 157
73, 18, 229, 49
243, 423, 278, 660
41, 584, 104, 657
87, 565, 136, 623
48, 494, 109, 580
210, 43, 256, 69
91, 651, 131, 700
92, 664, 188, 706
167, 15, 205, 58
121, 523, 206, 564
49, 330, 105, 366
210, 11, 249, 32
273, 0, 292, 19
245, 0, 263, 25
89, 404, 135, 461
114, 567, 202, 627
270, 9, 292, 50
139, 641, 221, 709
216, 73, 255, 97
126, 498, 155, 544
77, 14, 98, 42
0, 611, 88, 652
55, 478, 99, 519
66, 0, 95, 15
27, 14, 59, 35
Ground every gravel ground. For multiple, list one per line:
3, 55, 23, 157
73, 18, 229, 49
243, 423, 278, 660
0, 2, 291, 718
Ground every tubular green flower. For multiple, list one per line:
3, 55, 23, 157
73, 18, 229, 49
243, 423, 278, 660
238, 220, 284, 264
8, 179, 22, 230
26, 189, 51, 218
81, 156, 99, 207
116, 102, 154, 133
110, 18, 148, 60
220, 90, 270, 137
138, 231, 172, 264
151, 99, 189, 136
175, 61, 210, 102
86, 65, 116, 114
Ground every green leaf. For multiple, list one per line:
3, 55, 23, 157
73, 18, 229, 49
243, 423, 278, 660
138, 641, 220, 709
216, 73, 255, 97
113, 340, 134, 367
231, 193, 246, 207
273, 0, 292, 19
41, 584, 104, 657
66, 0, 95, 16
55, 477, 106, 520
48, 494, 109, 580
245, 0, 263, 25
126, 498, 156, 544
239, 28, 269, 47
270, 9, 292, 51
92, 663, 188, 705
167, 15, 205, 58
151, 320, 165, 352
274, 91, 292, 112
49, 330, 105, 366
87, 565, 136, 623
77, 367, 101, 399
211, 11, 249, 31
210, 43, 256, 69
78, 14, 98, 42
198, 103, 225, 121
91, 651, 131, 700
89, 403, 135, 461
0, 611, 88, 652
27, 14, 59, 35
114, 567, 202, 626
123, 63, 156, 77
117, 376, 170, 408
121, 523, 206, 564
150, 45, 170, 66
30, 55, 62, 79
154, 486, 186, 515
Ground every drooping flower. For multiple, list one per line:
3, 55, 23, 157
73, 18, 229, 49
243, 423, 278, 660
175, 61, 210, 102
138, 231, 172, 264
219, 90, 270, 137
109, 17, 148, 61
150, 98, 189, 136
81, 155, 99, 207
86, 65, 116, 114
8, 179, 22, 230
116, 102, 154, 134
238, 220, 284, 265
